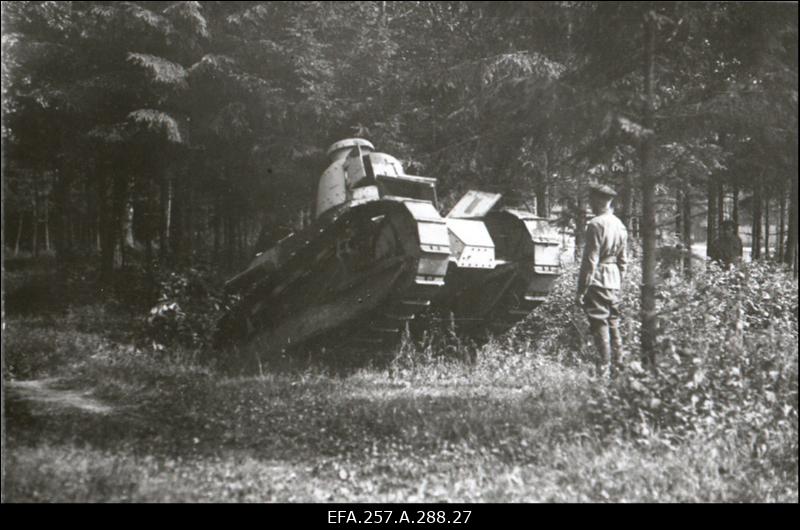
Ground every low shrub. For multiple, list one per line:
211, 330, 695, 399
585, 262, 797, 450
511, 258, 797, 462
139, 266, 236, 352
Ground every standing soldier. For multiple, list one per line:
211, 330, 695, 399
577, 183, 628, 378
708, 220, 743, 268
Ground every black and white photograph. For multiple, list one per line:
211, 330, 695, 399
1, 1, 797, 505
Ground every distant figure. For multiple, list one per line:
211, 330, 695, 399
708, 220, 743, 268
577, 183, 628, 378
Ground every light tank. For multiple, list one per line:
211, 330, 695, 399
214, 139, 561, 365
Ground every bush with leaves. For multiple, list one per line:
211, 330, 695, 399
579, 262, 798, 455
141, 266, 237, 353
516, 258, 643, 367
520, 256, 797, 461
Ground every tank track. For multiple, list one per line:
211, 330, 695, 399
481, 270, 550, 335
339, 277, 443, 349
215, 198, 449, 367
423, 209, 561, 339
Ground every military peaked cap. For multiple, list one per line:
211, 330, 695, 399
588, 182, 617, 198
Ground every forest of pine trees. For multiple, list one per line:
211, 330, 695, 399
3, 2, 798, 358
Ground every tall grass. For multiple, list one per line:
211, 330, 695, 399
3, 257, 797, 502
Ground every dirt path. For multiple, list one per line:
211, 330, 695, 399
6, 378, 113, 414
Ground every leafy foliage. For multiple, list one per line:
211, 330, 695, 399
588, 262, 798, 446
523, 258, 798, 453
5, 254, 797, 501
142, 267, 235, 351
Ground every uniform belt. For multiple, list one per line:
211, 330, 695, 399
600, 258, 618, 264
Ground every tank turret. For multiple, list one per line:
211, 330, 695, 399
315, 138, 436, 219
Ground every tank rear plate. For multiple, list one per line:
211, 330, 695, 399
445, 218, 495, 268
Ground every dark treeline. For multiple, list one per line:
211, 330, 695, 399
2, 2, 798, 358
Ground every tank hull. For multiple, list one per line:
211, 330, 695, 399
214, 197, 450, 367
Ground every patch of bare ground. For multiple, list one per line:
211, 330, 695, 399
7, 379, 113, 415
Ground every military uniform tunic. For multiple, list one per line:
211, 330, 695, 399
578, 211, 628, 294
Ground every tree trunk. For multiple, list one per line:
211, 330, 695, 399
86, 177, 98, 254
32, 177, 40, 258
119, 212, 126, 268
33, 215, 39, 257
716, 180, 724, 229
787, 167, 798, 277
621, 170, 633, 230
213, 196, 222, 264
98, 171, 126, 276
682, 177, 692, 278
169, 176, 183, 262
96, 213, 102, 252
185, 178, 195, 264
537, 152, 550, 217
114, 175, 127, 268
574, 197, 586, 263
123, 194, 135, 248
573, 167, 589, 261
640, 11, 658, 370
732, 185, 739, 228
237, 214, 244, 265
14, 212, 24, 256
69, 217, 75, 253
707, 177, 717, 257
159, 173, 170, 264
99, 170, 114, 279
166, 177, 173, 243
535, 177, 548, 217
52, 165, 73, 265
44, 194, 51, 252
778, 188, 786, 262
752, 182, 762, 260
763, 197, 770, 260
225, 210, 234, 271
142, 180, 152, 273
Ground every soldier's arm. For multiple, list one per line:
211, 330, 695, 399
578, 222, 601, 297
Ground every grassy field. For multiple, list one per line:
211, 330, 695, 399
2, 258, 798, 502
